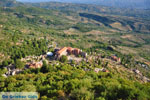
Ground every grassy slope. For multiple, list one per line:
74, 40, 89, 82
0, 6, 150, 62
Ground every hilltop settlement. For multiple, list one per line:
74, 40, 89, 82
2, 44, 150, 83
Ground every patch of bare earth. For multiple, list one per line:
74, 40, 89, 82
107, 29, 120, 33
0, 53, 5, 62
86, 30, 112, 35
140, 45, 150, 52
64, 28, 79, 35
110, 22, 129, 31
16, 42, 22, 46
121, 34, 145, 44
0, 53, 4, 57
121, 34, 133, 39
117, 46, 137, 54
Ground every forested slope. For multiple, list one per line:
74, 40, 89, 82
0, 1, 150, 100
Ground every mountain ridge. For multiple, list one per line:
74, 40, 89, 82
0, 0, 23, 7
17, 0, 150, 9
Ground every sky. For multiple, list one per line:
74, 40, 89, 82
16, 0, 149, 3
16, 0, 150, 9
16, 0, 52, 2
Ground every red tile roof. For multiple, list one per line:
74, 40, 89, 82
57, 47, 68, 55
57, 47, 81, 56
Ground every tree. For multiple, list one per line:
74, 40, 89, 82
70, 87, 94, 100
15, 59, 25, 69
0, 68, 7, 76
2, 60, 9, 67
98, 60, 101, 65
60, 55, 68, 63
104, 62, 109, 68
71, 60, 75, 65
41, 60, 48, 73
21, 84, 36, 92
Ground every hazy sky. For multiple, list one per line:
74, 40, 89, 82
16, 0, 149, 9
16, 0, 52, 2
16, 0, 149, 4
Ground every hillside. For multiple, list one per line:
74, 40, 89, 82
0, 0, 150, 100
0, 0, 22, 7
79, 13, 150, 33
27, 2, 150, 19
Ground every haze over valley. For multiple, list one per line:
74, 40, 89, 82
17, 0, 150, 9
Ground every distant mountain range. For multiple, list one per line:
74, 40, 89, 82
1, 0, 150, 20
16, 0, 150, 9
0, 0, 22, 7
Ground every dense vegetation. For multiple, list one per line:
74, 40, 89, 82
1, 62, 150, 100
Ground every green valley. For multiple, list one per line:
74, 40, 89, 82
0, 0, 150, 100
